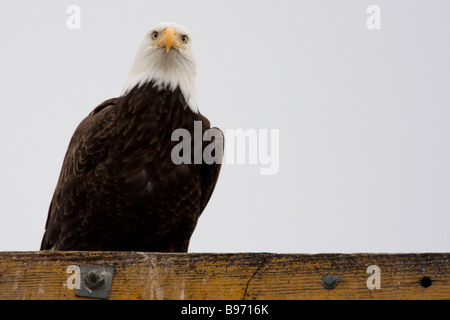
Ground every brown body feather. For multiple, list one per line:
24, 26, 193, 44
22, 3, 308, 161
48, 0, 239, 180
41, 82, 223, 252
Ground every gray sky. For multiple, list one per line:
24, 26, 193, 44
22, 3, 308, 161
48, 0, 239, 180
0, 0, 449, 253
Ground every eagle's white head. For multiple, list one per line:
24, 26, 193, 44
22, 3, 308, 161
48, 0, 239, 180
122, 22, 198, 113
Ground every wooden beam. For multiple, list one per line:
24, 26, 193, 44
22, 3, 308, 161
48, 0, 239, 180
0, 252, 448, 300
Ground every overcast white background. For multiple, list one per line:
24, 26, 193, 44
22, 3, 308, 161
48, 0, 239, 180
0, 1, 449, 253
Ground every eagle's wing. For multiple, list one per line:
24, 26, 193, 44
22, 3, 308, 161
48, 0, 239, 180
198, 114, 224, 214
40, 98, 119, 250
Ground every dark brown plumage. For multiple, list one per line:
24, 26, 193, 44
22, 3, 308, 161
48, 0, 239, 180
41, 82, 223, 252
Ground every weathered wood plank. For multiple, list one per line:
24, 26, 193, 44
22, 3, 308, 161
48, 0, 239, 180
0, 252, 448, 300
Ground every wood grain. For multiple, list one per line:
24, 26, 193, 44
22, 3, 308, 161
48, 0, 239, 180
0, 252, 448, 300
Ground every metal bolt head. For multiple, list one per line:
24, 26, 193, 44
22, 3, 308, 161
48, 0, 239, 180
77, 265, 115, 299
84, 269, 105, 290
321, 274, 340, 290
88, 270, 99, 282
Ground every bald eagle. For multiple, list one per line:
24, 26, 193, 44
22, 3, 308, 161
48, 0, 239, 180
40, 22, 224, 252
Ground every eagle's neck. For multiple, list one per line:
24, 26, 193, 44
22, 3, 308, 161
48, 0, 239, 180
115, 81, 201, 155
121, 46, 198, 114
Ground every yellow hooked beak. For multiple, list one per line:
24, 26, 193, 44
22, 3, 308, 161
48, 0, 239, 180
152, 27, 185, 53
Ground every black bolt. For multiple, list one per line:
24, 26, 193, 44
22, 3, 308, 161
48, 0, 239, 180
89, 270, 99, 281
420, 276, 432, 288
85, 270, 105, 290
321, 274, 339, 290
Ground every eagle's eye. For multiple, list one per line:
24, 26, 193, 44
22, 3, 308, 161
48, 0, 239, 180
180, 35, 189, 44
151, 32, 159, 40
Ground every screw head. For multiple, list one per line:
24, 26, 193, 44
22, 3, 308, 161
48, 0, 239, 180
420, 276, 432, 288
321, 274, 340, 290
